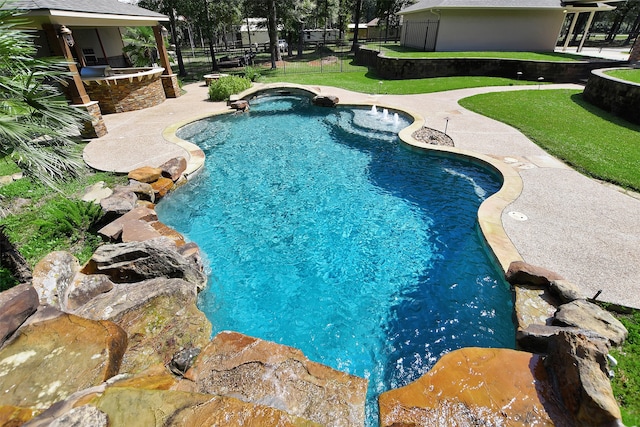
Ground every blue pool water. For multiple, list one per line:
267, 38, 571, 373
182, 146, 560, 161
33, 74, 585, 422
157, 92, 514, 422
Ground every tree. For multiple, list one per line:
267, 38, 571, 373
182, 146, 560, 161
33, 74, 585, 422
138, 0, 187, 76
0, 5, 85, 188
376, 0, 411, 41
278, 0, 316, 57
603, 0, 640, 43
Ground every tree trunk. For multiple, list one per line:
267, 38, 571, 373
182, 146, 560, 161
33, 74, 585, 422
624, 12, 640, 45
267, 0, 280, 68
606, 11, 627, 42
169, 13, 186, 77
351, 0, 362, 51
630, 32, 640, 62
0, 226, 32, 285
298, 20, 305, 58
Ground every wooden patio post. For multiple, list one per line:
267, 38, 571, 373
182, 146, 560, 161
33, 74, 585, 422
154, 25, 181, 98
42, 24, 107, 138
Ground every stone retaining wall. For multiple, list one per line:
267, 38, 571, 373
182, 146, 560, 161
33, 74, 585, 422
583, 68, 640, 125
83, 75, 166, 114
355, 46, 627, 83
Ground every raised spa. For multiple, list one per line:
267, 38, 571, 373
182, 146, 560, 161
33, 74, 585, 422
156, 91, 514, 422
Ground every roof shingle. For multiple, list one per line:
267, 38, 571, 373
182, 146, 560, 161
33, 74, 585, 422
8, 0, 166, 19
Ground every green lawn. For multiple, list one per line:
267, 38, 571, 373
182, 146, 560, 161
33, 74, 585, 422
260, 69, 537, 94
364, 44, 585, 61
0, 156, 21, 176
605, 68, 640, 84
611, 310, 640, 426
459, 89, 640, 191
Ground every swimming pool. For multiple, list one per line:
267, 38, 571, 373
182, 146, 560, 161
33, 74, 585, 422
157, 91, 515, 422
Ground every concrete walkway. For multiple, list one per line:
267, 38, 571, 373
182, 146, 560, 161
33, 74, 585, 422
84, 82, 640, 309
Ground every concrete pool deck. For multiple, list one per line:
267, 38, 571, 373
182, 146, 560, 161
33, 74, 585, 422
83, 82, 640, 310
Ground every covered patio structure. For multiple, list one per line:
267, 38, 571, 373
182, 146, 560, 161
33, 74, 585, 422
8, 0, 178, 138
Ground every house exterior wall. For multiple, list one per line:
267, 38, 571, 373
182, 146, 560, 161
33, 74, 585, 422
402, 9, 565, 52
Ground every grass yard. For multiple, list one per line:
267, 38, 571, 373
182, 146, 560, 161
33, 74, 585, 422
459, 89, 640, 191
364, 43, 585, 61
610, 310, 640, 426
260, 69, 537, 94
605, 68, 640, 84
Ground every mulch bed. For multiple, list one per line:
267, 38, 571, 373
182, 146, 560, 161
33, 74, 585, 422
412, 126, 454, 147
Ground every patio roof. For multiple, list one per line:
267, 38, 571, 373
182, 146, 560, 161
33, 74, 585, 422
6, 0, 168, 27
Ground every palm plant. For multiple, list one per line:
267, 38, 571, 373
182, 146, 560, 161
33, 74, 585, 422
0, 4, 86, 188
122, 26, 160, 67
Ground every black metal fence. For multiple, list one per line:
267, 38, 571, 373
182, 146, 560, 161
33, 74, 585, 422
181, 41, 367, 77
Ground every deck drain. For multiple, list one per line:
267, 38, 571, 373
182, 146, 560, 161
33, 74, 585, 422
508, 211, 528, 221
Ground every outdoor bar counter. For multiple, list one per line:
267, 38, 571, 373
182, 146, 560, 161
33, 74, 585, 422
81, 66, 166, 114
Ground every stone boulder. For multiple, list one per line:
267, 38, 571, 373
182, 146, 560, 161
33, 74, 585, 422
64, 273, 114, 312
169, 347, 201, 376
550, 279, 584, 303
84, 238, 206, 290
177, 242, 204, 271
185, 331, 368, 427
0, 283, 38, 347
506, 260, 564, 286
513, 285, 559, 330
379, 347, 573, 427
99, 188, 137, 218
151, 177, 175, 198
118, 180, 155, 203
0, 307, 127, 413
545, 331, 622, 426
0, 405, 36, 426
159, 157, 187, 182
517, 324, 608, 354
98, 205, 158, 241
74, 277, 211, 373
312, 95, 339, 107
86, 387, 320, 426
74, 277, 196, 321
553, 300, 628, 346
127, 166, 162, 183
81, 181, 112, 204
120, 220, 164, 243
31, 251, 80, 309
48, 405, 108, 427
150, 221, 186, 246
229, 100, 249, 111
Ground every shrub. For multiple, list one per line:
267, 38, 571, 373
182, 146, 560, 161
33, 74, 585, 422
208, 75, 251, 101
34, 197, 103, 239
243, 66, 261, 82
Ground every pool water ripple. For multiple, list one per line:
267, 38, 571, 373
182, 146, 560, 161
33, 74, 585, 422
157, 94, 514, 423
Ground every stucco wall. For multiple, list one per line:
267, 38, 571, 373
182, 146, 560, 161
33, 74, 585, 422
402, 8, 565, 52
583, 68, 640, 125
